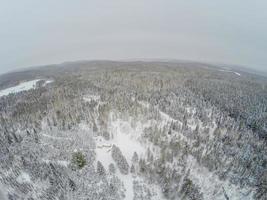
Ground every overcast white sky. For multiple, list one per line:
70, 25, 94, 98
0, 0, 267, 74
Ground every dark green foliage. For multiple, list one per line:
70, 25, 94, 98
71, 151, 86, 169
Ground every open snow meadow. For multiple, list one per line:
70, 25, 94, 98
0, 61, 266, 200
0, 79, 53, 97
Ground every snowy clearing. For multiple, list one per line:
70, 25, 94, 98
16, 172, 32, 184
0, 79, 54, 97
0, 79, 41, 97
94, 112, 152, 200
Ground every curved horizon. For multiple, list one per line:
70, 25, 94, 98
1, 1, 267, 74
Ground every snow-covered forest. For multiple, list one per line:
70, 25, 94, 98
0, 61, 266, 200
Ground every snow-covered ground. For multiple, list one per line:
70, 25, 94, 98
0, 79, 41, 97
219, 69, 241, 76
0, 79, 54, 97
16, 172, 32, 184
94, 111, 165, 200
42, 159, 70, 167
95, 113, 145, 200
44, 80, 54, 85
94, 111, 147, 171
0, 183, 7, 200
83, 94, 101, 102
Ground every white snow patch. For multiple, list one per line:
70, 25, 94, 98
109, 114, 147, 162
117, 172, 134, 200
137, 101, 150, 109
42, 159, 70, 167
0, 79, 54, 97
83, 94, 100, 102
16, 172, 31, 184
234, 72, 241, 76
44, 79, 54, 85
95, 138, 114, 170
57, 160, 70, 167
0, 183, 8, 200
219, 69, 241, 76
0, 79, 41, 97
95, 114, 146, 168
78, 123, 90, 130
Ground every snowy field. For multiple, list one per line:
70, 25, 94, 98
0, 79, 53, 97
